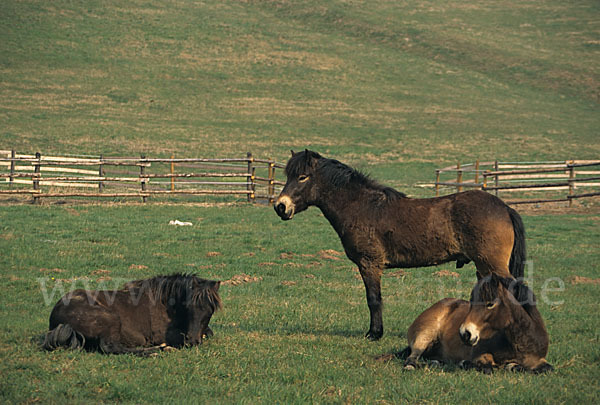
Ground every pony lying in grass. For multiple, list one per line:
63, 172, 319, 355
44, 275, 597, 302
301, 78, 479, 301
43, 273, 221, 355
400, 274, 552, 374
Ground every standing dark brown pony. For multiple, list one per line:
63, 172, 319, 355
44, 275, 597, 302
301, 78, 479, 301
400, 273, 552, 373
43, 274, 221, 354
274, 150, 526, 340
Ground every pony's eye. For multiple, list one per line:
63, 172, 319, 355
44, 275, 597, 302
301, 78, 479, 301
298, 175, 309, 183
486, 300, 498, 309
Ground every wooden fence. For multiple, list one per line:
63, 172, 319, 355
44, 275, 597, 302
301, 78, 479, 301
0, 150, 286, 204
427, 160, 600, 206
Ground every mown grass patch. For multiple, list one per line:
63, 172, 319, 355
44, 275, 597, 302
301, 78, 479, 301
1, 0, 598, 165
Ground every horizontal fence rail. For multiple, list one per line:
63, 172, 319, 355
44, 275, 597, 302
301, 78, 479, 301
422, 159, 600, 206
0, 150, 286, 204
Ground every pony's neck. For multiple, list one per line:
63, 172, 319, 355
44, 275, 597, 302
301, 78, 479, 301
315, 182, 365, 236
503, 296, 548, 356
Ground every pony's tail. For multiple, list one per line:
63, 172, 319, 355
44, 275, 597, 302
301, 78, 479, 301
507, 207, 526, 280
42, 324, 85, 351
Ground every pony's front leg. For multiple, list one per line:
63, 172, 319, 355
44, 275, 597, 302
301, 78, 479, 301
506, 359, 554, 374
473, 353, 496, 374
532, 361, 554, 374
358, 264, 383, 341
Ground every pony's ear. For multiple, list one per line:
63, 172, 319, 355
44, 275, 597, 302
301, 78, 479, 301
304, 149, 321, 168
290, 150, 296, 157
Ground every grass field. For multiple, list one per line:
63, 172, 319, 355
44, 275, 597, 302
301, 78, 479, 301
1, 0, 599, 403
0, 205, 599, 403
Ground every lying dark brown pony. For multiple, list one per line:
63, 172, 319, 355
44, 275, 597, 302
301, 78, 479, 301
43, 274, 221, 355
401, 274, 552, 373
274, 150, 526, 340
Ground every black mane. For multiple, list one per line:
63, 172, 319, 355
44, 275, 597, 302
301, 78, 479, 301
284, 150, 321, 178
471, 275, 536, 315
125, 273, 221, 312
286, 150, 406, 199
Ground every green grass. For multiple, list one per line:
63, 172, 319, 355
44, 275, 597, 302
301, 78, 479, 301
0, 205, 599, 403
1, 0, 599, 403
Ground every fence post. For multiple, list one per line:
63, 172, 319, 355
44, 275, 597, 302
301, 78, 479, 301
140, 154, 147, 203
246, 152, 253, 202
98, 154, 104, 193
474, 159, 480, 185
268, 160, 275, 203
494, 160, 499, 197
456, 162, 462, 193
251, 166, 256, 202
435, 169, 440, 197
9, 149, 15, 188
33, 152, 41, 204
170, 154, 175, 192
568, 160, 575, 208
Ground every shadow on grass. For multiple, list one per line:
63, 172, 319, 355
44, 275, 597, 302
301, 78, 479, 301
217, 320, 408, 341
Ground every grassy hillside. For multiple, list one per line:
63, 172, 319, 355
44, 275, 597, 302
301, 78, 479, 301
1, 0, 598, 184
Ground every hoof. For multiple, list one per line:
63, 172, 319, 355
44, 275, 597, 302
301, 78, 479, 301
403, 359, 420, 370
532, 362, 554, 374
478, 365, 493, 375
203, 327, 214, 339
429, 360, 442, 368
459, 360, 474, 370
158, 343, 176, 352
365, 330, 383, 341
506, 362, 525, 373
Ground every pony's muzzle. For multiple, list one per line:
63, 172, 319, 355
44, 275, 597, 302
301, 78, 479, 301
274, 196, 295, 220
459, 323, 480, 346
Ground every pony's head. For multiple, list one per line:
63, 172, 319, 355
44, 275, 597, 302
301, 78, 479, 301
274, 149, 404, 220
183, 276, 221, 346
459, 273, 534, 346
274, 149, 322, 220
126, 274, 222, 346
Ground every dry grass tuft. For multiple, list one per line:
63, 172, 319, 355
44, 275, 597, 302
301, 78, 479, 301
433, 270, 460, 278
222, 273, 262, 286
570, 276, 600, 285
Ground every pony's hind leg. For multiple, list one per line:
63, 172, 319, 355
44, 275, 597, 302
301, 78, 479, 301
403, 330, 439, 370
473, 257, 512, 280
403, 347, 425, 370
471, 224, 514, 280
